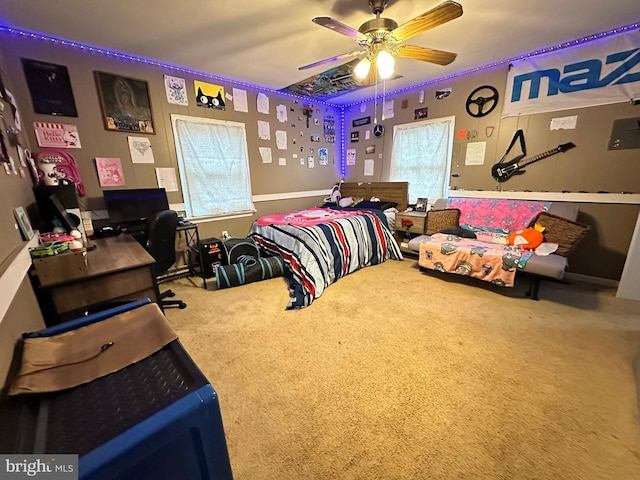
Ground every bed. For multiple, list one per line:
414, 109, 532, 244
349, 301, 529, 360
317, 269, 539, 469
249, 182, 407, 309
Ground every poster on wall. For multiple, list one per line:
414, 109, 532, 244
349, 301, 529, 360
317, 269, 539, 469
34, 122, 82, 148
275, 130, 287, 150
4, 90, 22, 131
318, 148, 328, 166
95, 157, 125, 187
323, 116, 335, 143
346, 148, 356, 165
95, 71, 155, 133
164, 75, 189, 106
194, 80, 226, 110
465, 141, 486, 165
233, 88, 248, 112
128, 136, 155, 163
503, 30, 640, 118
364, 159, 374, 176
22, 59, 78, 117
155, 168, 179, 192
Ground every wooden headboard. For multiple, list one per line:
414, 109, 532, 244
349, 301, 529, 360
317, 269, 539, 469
340, 182, 408, 211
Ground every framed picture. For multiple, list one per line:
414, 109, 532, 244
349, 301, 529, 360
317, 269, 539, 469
14, 206, 34, 240
22, 58, 78, 117
94, 71, 155, 134
415, 197, 428, 212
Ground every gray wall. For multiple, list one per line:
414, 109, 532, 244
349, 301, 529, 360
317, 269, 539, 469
0, 32, 342, 243
343, 67, 640, 281
0, 44, 45, 385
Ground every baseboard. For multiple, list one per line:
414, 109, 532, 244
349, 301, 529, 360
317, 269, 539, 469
563, 272, 619, 288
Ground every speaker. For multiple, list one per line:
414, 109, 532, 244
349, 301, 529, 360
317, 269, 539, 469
198, 238, 224, 278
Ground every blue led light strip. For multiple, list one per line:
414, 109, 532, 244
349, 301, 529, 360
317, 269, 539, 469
0, 25, 341, 109
339, 108, 347, 177
341, 21, 640, 108
3, 21, 638, 177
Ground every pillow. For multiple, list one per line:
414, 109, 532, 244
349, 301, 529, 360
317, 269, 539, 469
440, 226, 477, 239
425, 208, 460, 235
535, 212, 590, 256
507, 228, 544, 249
354, 200, 398, 211
338, 196, 355, 207
474, 230, 509, 244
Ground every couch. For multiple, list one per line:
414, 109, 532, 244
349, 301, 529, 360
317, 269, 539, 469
407, 198, 590, 299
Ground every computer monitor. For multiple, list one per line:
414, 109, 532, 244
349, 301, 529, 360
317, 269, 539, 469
47, 193, 80, 232
103, 188, 170, 225
34, 186, 80, 233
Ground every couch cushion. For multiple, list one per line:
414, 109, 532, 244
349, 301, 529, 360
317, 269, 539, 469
408, 235, 431, 252
520, 253, 568, 279
548, 202, 579, 222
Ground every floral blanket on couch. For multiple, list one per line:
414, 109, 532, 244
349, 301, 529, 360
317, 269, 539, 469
418, 233, 533, 287
447, 198, 550, 233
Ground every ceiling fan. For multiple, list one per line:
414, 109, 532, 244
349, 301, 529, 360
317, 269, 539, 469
299, 0, 463, 84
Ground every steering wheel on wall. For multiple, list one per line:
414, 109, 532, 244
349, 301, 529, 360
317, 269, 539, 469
465, 85, 499, 118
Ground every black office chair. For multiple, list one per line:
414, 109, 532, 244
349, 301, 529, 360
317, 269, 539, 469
145, 210, 187, 309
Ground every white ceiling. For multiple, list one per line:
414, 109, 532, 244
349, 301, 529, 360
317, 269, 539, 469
1, 0, 639, 105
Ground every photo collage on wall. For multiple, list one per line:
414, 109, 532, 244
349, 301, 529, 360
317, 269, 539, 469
12, 46, 339, 202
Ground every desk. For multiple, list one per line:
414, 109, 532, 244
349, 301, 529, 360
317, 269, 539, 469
33, 235, 159, 325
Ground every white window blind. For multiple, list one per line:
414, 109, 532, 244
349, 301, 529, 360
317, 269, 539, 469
171, 114, 255, 218
390, 116, 454, 203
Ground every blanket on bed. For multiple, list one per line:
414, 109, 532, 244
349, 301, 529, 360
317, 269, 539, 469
250, 208, 402, 309
256, 208, 362, 227
417, 233, 533, 287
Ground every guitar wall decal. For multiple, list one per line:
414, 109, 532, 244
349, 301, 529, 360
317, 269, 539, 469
491, 142, 576, 182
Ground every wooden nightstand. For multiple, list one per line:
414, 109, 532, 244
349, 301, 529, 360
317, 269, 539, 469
394, 211, 427, 256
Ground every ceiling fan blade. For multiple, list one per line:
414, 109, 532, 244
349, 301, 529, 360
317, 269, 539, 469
312, 17, 368, 42
397, 45, 457, 65
299, 50, 363, 70
391, 1, 463, 42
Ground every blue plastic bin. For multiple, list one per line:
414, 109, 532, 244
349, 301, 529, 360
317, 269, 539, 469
0, 299, 233, 480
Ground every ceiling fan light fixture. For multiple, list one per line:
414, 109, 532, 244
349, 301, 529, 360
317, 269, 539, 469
354, 57, 372, 79
377, 49, 395, 79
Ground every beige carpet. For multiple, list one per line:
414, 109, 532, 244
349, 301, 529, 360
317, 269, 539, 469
163, 259, 640, 480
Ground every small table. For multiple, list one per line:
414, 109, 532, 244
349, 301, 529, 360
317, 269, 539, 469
33, 235, 159, 325
394, 211, 427, 255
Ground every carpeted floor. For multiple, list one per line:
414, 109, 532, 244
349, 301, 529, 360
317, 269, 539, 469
163, 258, 640, 480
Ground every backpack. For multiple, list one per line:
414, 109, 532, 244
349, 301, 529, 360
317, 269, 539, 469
34, 149, 86, 196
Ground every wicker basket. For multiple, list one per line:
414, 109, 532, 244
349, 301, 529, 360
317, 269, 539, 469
425, 208, 461, 235
535, 212, 590, 256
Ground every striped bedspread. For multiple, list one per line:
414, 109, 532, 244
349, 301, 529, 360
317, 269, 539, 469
249, 208, 403, 309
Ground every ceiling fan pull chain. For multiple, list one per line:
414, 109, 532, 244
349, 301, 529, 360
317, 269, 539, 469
382, 78, 387, 121
372, 72, 377, 124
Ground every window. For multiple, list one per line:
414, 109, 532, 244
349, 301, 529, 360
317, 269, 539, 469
389, 116, 454, 203
171, 114, 255, 218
